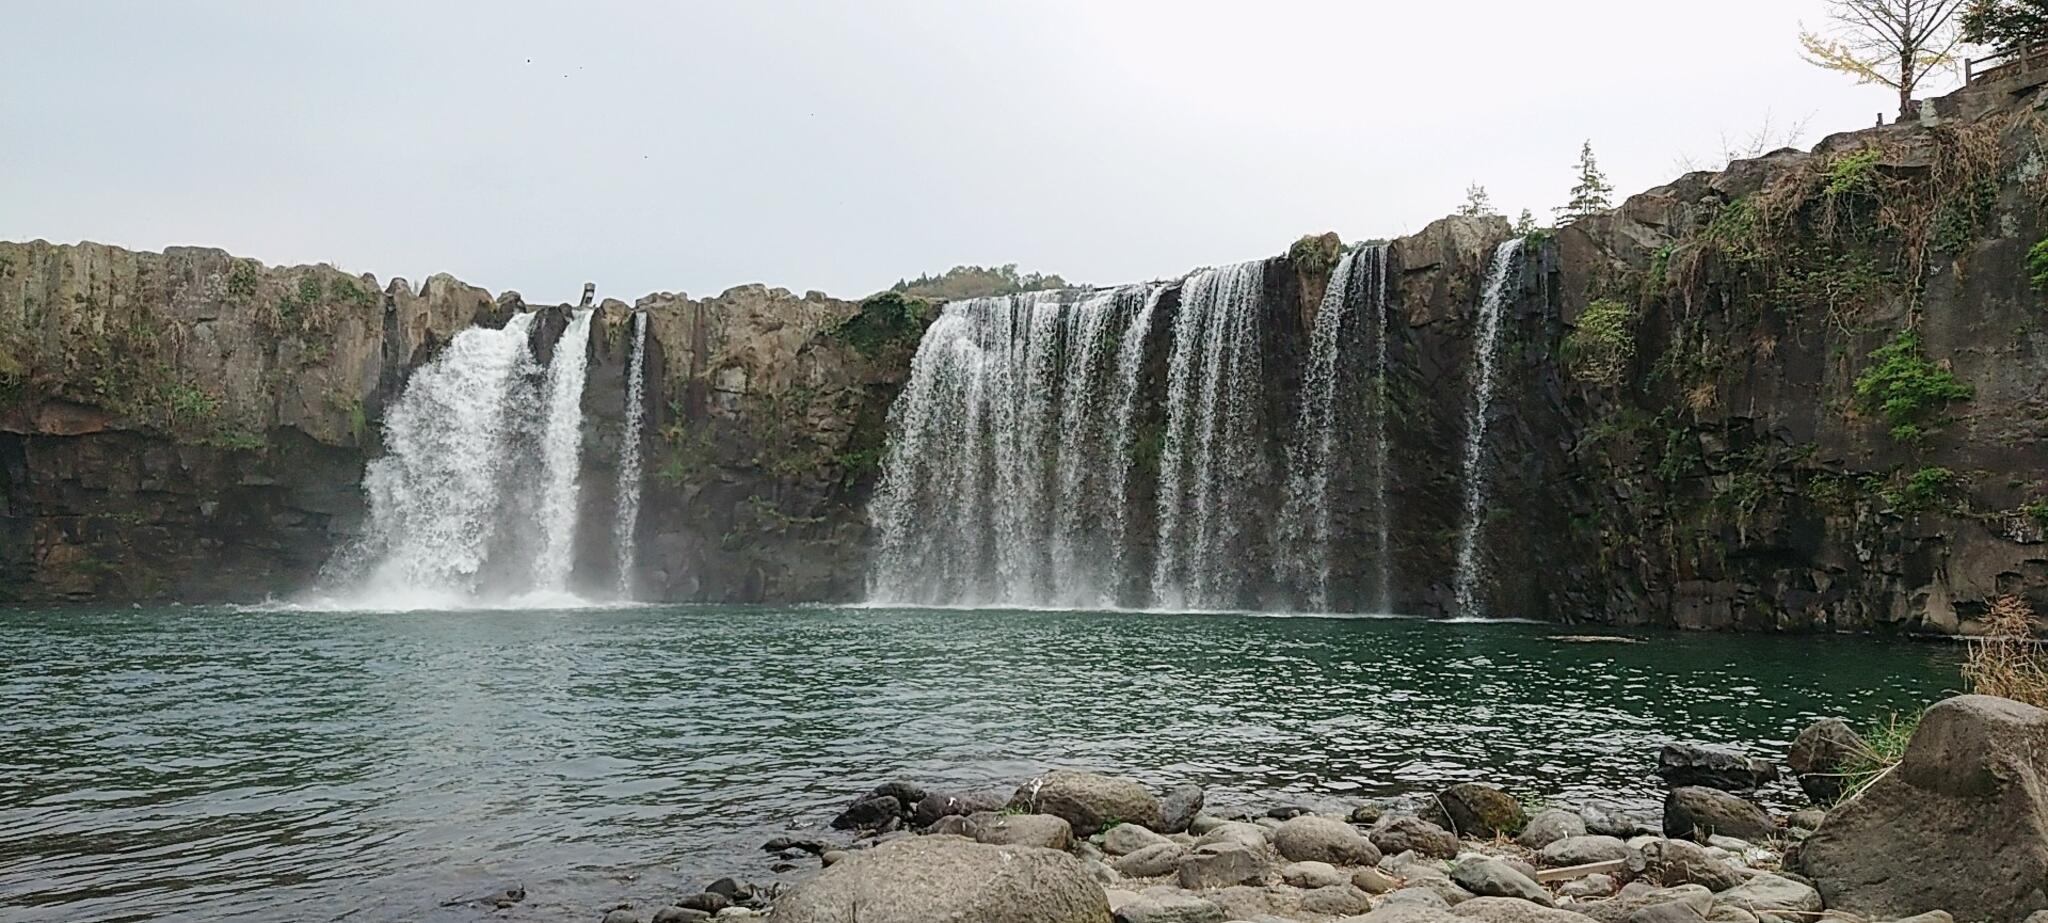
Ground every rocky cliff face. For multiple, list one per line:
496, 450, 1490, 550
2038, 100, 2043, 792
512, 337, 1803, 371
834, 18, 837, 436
6, 81, 2047, 632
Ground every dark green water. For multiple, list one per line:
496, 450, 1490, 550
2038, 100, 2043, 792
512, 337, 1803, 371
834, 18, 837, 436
0, 604, 1961, 922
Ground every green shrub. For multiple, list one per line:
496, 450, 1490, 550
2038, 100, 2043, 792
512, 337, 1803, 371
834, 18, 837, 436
1565, 299, 1637, 387
1887, 466, 1958, 513
2029, 239, 2048, 290
1825, 148, 1883, 199
1853, 331, 1973, 443
1288, 233, 1343, 276
834, 292, 932, 357
1839, 712, 1919, 802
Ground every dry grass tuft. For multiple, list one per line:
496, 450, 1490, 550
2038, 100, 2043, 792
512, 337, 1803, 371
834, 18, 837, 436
1964, 596, 2048, 708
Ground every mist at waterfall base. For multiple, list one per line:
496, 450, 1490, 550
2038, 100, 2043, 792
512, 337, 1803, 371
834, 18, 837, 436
0, 603, 1962, 922
299, 309, 646, 612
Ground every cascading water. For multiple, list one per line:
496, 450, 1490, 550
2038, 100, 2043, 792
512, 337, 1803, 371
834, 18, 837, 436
1150, 261, 1268, 611
323, 314, 540, 606
866, 286, 1158, 608
613, 312, 649, 599
1276, 249, 1360, 611
1105, 287, 1163, 583
1361, 245, 1395, 614
1451, 239, 1524, 619
531, 310, 595, 597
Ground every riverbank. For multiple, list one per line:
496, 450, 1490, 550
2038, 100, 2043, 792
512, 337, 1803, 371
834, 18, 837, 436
587, 695, 2044, 923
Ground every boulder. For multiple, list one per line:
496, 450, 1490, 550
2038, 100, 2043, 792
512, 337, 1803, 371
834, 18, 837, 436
767, 835, 1110, 923
1104, 823, 1173, 856
1802, 695, 2048, 923
1352, 803, 1387, 825
651, 908, 709, 923
1194, 822, 1269, 851
1539, 835, 1635, 867
1158, 784, 1206, 834
1580, 802, 1659, 838
1519, 809, 1590, 849
1558, 873, 1618, 899
911, 788, 1010, 828
1111, 890, 1224, 923
1112, 843, 1189, 878
1433, 784, 1528, 838
1012, 771, 1165, 836
1304, 884, 1377, 916
1283, 860, 1349, 888
1381, 887, 1457, 909
1663, 788, 1772, 843
1707, 873, 1820, 923
1657, 744, 1780, 793
1176, 842, 1269, 890
829, 794, 902, 831
1452, 897, 1605, 923
1785, 718, 1864, 807
1274, 815, 1382, 866
1355, 866, 1401, 893
678, 893, 730, 914
1345, 904, 1465, 923
977, 813, 1075, 851
1451, 857, 1553, 906
1639, 838, 1743, 891
1572, 884, 1713, 923
1374, 816, 1463, 859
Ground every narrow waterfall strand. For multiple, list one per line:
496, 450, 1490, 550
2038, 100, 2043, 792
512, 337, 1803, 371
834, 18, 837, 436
1451, 240, 1523, 619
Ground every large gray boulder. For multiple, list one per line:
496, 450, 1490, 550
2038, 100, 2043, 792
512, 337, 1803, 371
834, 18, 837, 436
767, 835, 1110, 923
1785, 718, 1863, 806
1110, 889, 1224, 923
1176, 842, 1270, 890
1451, 897, 1604, 923
1012, 770, 1165, 835
1112, 843, 1188, 879
1638, 838, 1743, 891
1158, 784, 1205, 834
1451, 857, 1553, 906
1273, 815, 1381, 866
1374, 816, 1462, 859
976, 813, 1075, 850
1802, 695, 2048, 923
1656, 744, 1780, 793
1103, 823, 1173, 856
912, 788, 1010, 828
1537, 834, 1634, 867
1707, 873, 1820, 923
1571, 884, 1713, 923
1518, 808, 1589, 849
1663, 787, 1772, 842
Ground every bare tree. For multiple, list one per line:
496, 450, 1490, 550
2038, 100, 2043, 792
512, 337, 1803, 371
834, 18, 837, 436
1674, 111, 1817, 174
1800, 0, 1969, 118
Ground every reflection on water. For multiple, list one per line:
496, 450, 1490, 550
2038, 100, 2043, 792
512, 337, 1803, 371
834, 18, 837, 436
0, 605, 1961, 922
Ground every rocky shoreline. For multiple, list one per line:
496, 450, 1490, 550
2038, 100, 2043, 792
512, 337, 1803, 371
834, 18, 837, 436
555, 694, 2047, 923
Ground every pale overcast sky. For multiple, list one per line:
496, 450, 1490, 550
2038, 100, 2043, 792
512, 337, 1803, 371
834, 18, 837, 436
2, 1, 1946, 303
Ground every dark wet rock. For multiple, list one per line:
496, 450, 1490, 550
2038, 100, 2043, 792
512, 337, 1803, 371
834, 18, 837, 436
1301, 883, 1375, 916
603, 910, 645, 923
1663, 788, 1772, 843
911, 788, 1010, 828
1539, 835, 1635, 867
442, 883, 526, 909
1351, 803, 1386, 825
1273, 815, 1381, 866
1802, 695, 2048, 923
1372, 816, 1461, 859
1432, 784, 1528, 838
928, 814, 976, 837
829, 794, 901, 831
863, 780, 927, 806
1518, 808, 1589, 849
1783, 809, 1825, 832
1452, 897, 1604, 923
1176, 842, 1270, 890
1158, 784, 1205, 834
1011, 770, 1164, 836
1639, 838, 1743, 891
1451, 857, 1553, 906
1111, 890, 1224, 923
1113, 843, 1190, 878
765, 834, 1109, 923
1707, 873, 1820, 923
977, 813, 1075, 851
651, 908, 710, 923
1786, 719, 1864, 807
1268, 805, 1312, 820
1657, 744, 1780, 793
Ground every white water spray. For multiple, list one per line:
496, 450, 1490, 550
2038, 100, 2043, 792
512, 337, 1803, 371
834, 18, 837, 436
1451, 240, 1523, 619
533, 310, 594, 595
613, 312, 649, 599
1277, 249, 1360, 610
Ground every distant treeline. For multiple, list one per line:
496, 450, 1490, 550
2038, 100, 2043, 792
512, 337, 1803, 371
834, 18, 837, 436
888, 264, 1072, 300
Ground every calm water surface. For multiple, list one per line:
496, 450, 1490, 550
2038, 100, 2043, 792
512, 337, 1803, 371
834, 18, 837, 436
0, 605, 1961, 923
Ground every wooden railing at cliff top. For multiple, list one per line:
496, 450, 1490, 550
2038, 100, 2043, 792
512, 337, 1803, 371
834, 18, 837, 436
1966, 42, 2048, 84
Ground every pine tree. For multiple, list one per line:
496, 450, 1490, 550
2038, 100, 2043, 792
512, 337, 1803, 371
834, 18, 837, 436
1514, 209, 1539, 235
1965, 0, 2048, 50
1555, 141, 1614, 225
1456, 183, 1496, 218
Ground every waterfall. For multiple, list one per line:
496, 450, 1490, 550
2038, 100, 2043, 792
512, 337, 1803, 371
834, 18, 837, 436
1276, 249, 1360, 611
1362, 245, 1395, 614
328, 314, 539, 606
1105, 286, 1163, 586
613, 312, 649, 599
531, 310, 595, 596
1451, 240, 1523, 619
867, 286, 1155, 608
1150, 261, 1268, 611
